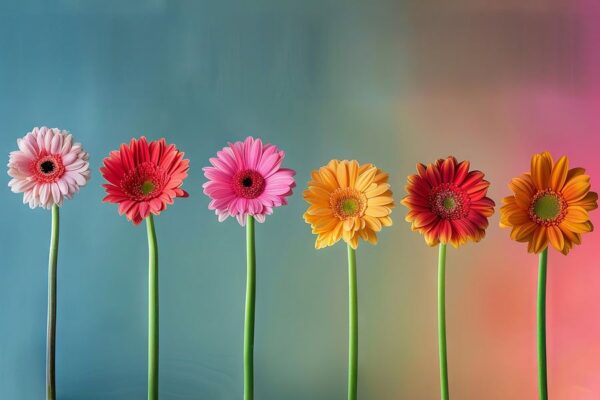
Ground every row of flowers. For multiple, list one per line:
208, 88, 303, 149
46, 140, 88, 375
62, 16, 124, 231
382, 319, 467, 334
7, 127, 597, 400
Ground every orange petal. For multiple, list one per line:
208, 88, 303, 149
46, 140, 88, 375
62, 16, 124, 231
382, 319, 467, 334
565, 206, 590, 223
531, 152, 553, 190
562, 175, 591, 202
550, 156, 569, 191
532, 226, 548, 254
547, 225, 565, 252
559, 219, 593, 234
511, 222, 537, 242
570, 191, 598, 211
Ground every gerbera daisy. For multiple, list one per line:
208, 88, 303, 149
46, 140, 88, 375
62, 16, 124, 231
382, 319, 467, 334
203, 136, 295, 400
202, 136, 296, 226
500, 151, 597, 400
500, 151, 597, 255
303, 159, 394, 249
402, 156, 495, 247
100, 136, 190, 224
7, 126, 90, 400
402, 156, 494, 400
7, 126, 90, 209
303, 159, 394, 400
100, 136, 189, 400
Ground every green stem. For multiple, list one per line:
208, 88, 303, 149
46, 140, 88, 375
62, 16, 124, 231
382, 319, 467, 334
537, 248, 548, 400
347, 245, 358, 400
46, 205, 59, 400
438, 243, 449, 400
244, 216, 256, 400
146, 215, 159, 400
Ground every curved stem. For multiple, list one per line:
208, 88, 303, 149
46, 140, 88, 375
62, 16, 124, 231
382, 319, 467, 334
46, 205, 59, 400
347, 245, 358, 400
537, 248, 548, 400
146, 215, 159, 400
244, 216, 256, 400
438, 243, 449, 400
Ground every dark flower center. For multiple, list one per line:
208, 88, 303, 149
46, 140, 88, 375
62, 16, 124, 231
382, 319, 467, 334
232, 169, 266, 199
40, 160, 56, 174
32, 154, 65, 183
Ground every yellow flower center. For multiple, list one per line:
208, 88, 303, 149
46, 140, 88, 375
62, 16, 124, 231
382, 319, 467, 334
330, 187, 366, 220
529, 189, 566, 226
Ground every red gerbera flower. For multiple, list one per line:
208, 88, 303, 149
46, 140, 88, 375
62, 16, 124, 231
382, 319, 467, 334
100, 137, 189, 224
402, 156, 495, 247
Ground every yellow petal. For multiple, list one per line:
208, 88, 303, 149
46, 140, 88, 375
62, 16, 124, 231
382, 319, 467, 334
355, 167, 377, 192
347, 160, 359, 187
365, 206, 391, 217
336, 161, 348, 188
368, 196, 394, 207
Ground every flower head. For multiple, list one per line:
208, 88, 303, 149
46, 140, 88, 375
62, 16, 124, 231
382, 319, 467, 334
500, 151, 597, 254
7, 127, 90, 209
203, 136, 296, 226
303, 160, 394, 249
402, 156, 495, 247
100, 137, 189, 224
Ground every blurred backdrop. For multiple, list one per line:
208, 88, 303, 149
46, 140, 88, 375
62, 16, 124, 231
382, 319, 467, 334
1, 0, 600, 399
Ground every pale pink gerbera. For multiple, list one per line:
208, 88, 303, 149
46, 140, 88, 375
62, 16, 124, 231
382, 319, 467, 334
7, 127, 90, 209
203, 136, 296, 225
100, 137, 190, 225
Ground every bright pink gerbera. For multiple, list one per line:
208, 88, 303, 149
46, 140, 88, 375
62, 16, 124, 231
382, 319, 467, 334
203, 136, 296, 225
8, 127, 90, 209
100, 137, 189, 224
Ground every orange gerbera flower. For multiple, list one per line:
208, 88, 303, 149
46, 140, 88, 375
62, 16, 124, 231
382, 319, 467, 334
500, 151, 598, 254
402, 156, 495, 247
303, 160, 394, 249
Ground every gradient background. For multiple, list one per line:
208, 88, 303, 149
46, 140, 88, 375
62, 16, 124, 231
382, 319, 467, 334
1, 0, 599, 399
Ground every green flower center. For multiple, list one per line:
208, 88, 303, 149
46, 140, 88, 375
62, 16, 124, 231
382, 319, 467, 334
141, 180, 156, 195
528, 189, 567, 226
442, 196, 456, 210
342, 198, 359, 215
533, 194, 561, 220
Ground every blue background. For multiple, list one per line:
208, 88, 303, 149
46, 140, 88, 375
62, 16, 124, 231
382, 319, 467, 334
0, 1, 407, 399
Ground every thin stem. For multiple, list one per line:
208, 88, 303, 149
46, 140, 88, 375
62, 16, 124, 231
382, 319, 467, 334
146, 215, 159, 400
438, 243, 449, 400
46, 205, 59, 400
537, 248, 548, 400
347, 245, 358, 400
244, 216, 256, 400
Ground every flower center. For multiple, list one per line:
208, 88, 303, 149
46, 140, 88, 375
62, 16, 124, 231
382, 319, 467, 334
120, 162, 167, 201
429, 183, 470, 220
141, 180, 156, 195
232, 169, 266, 199
529, 189, 566, 226
330, 188, 367, 220
31, 154, 65, 183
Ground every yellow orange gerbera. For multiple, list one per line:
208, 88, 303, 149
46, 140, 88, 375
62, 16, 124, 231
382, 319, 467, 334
500, 151, 597, 254
303, 160, 394, 249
